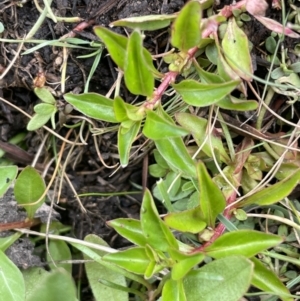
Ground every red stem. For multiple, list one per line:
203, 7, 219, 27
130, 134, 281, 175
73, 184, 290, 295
0, 218, 41, 232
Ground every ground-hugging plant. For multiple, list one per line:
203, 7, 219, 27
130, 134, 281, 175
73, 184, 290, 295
1, 0, 300, 300
62, 0, 300, 300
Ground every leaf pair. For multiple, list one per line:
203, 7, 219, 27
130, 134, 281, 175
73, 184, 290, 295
103, 189, 178, 278
163, 161, 225, 233
143, 106, 196, 178
94, 27, 159, 97
14, 166, 46, 219
27, 87, 57, 131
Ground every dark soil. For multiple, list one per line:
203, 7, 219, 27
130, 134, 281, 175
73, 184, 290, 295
0, 0, 295, 299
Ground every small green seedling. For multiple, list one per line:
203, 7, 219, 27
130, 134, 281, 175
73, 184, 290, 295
27, 87, 57, 131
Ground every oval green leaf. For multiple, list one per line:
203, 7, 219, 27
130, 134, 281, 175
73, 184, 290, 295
171, 1, 202, 51
183, 256, 253, 301
22, 267, 48, 300
84, 235, 128, 301
111, 14, 176, 31
64, 92, 117, 123
26, 268, 77, 301
14, 166, 46, 219
94, 26, 127, 69
0, 165, 17, 197
173, 79, 240, 106
27, 113, 52, 131
47, 240, 72, 274
239, 169, 300, 207
154, 137, 196, 178
103, 247, 150, 275
34, 87, 56, 104
141, 189, 178, 252
118, 120, 141, 167
222, 17, 253, 81
197, 161, 226, 228
107, 218, 147, 247
0, 250, 25, 301
205, 230, 283, 259
124, 30, 154, 96
172, 253, 205, 280
34, 103, 56, 115
143, 110, 189, 139
218, 95, 258, 111
251, 257, 293, 301
164, 206, 206, 234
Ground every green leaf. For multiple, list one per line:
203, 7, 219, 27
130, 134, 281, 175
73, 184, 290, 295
172, 253, 205, 280
265, 36, 277, 54
162, 279, 187, 301
0, 233, 22, 252
94, 26, 161, 78
22, 267, 48, 300
124, 30, 154, 96
47, 240, 72, 274
71, 240, 145, 286
173, 79, 240, 106
25, 268, 77, 301
205, 230, 283, 258
34, 87, 56, 104
176, 113, 231, 163
84, 235, 128, 301
251, 257, 293, 301
27, 113, 52, 131
222, 17, 253, 81
113, 96, 145, 122
155, 137, 196, 178
64, 92, 117, 123
194, 61, 224, 84
94, 26, 127, 69
153, 149, 169, 169
164, 207, 206, 234
239, 169, 300, 207
107, 218, 147, 247
118, 120, 141, 167
34, 103, 56, 115
149, 164, 168, 178
171, 1, 202, 51
197, 162, 226, 228
111, 14, 176, 31
141, 189, 178, 251
217, 49, 242, 84
205, 43, 218, 65
218, 95, 258, 111
103, 247, 150, 274
0, 165, 17, 197
14, 166, 46, 219
0, 250, 25, 301
143, 110, 189, 139
143, 246, 166, 279
183, 256, 253, 301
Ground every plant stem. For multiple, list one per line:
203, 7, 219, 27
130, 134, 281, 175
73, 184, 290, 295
33, 0, 82, 22
26, 0, 53, 39
0, 218, 41, 232
256, 88, 275, 130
